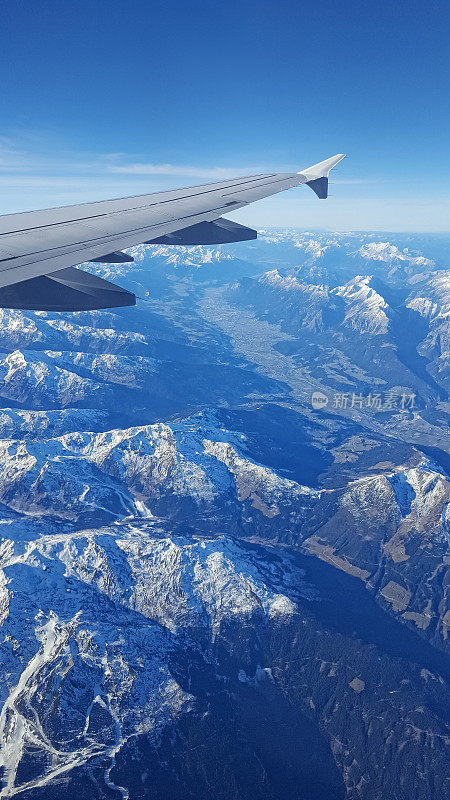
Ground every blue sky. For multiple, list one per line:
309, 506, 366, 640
1, 0, 449, 230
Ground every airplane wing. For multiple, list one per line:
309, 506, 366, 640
0, 153, 345, 311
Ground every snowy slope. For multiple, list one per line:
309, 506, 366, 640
0, 526, 302, 797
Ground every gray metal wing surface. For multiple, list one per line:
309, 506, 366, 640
0, 154, 345, 311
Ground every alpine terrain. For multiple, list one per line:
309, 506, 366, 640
0, 230, 449, 800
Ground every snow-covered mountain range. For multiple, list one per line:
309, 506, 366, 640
0, 231, 448, 799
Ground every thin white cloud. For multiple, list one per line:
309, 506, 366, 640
0, 135, 380, 185
332, 178, 383, 185
0, 138, 256, 179
108, 162, 257, 178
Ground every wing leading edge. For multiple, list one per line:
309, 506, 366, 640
0, 153, 345, 311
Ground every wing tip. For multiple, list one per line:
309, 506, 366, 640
298, 153, 346, 198
298, 153, 346, 180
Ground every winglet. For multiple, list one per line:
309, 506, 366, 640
298, 153, 346, 199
